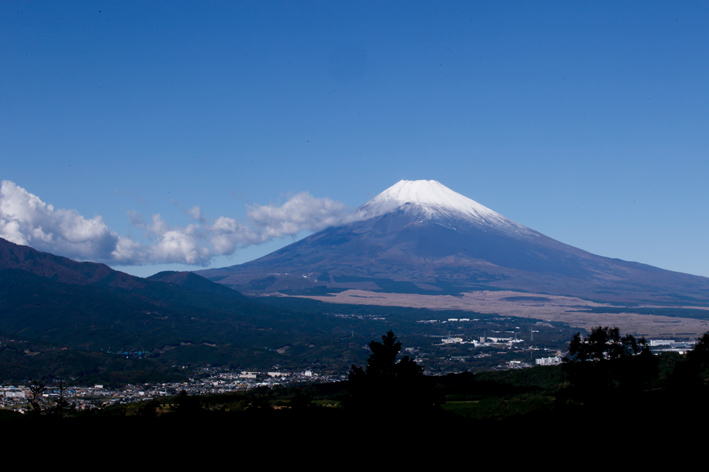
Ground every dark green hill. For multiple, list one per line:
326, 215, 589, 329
147, 271, 246, 299
0, 238, 375, 382
0, 333, 185, 386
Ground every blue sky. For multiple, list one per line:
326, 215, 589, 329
2, 1, 709, 277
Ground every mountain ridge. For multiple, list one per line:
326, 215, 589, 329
199, 180, 709, 306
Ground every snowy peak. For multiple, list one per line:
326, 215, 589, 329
369, 180, 486, 211
357, 180, 518, 229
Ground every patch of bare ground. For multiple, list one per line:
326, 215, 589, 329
294, 289, 709, 338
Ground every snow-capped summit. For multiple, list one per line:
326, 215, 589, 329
357, 180, 523, 232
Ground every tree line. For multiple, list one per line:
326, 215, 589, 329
15, 327, 709, 424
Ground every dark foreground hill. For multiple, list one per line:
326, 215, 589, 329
5, 355, 709, 457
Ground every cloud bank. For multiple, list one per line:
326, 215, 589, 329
0, 180, 353, 266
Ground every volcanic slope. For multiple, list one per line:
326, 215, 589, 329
200, 180, 709, 306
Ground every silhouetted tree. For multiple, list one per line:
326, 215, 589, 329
687, 332, 709, 368
28, 379, 46, 413
562, 326, 657, 398
669, 331, 709, 390
289, 387, 314, 411
244, 386, 273, 410
49, 380, 72, 417
348, 331, 433, 412
171, 390, 202, 417
138, 399, 160, 420
566, 327, 645, 362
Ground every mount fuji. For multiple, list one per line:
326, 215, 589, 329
199, 180, 709, 306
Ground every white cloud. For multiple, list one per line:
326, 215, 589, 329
187, 205, 205, 223
137, 214, 212, 265
247, 192, 353, 240
149, 227, 211, 265
0, 180, 353, 267
208, 216, 261, 254
203, 192, 354, 256
0, 180, 129, 263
